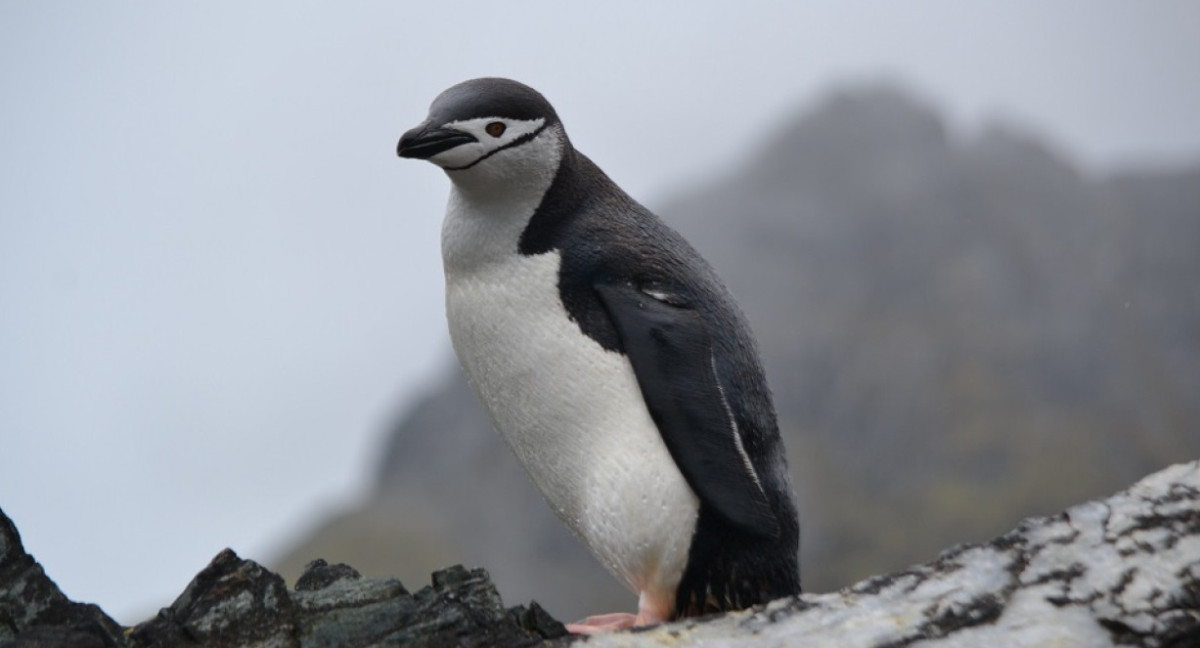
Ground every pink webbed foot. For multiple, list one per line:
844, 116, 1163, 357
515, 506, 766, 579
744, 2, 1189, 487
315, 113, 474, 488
565, 612, 638, 635
565, 591, 672, 634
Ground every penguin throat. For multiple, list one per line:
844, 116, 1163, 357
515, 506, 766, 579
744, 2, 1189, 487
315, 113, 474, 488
441, 159, 563, 274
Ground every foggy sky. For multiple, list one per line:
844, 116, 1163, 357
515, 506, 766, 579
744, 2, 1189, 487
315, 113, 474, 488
1, 2, 1198, 623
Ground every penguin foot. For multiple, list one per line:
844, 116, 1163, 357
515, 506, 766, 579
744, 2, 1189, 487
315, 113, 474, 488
565, 612, 638, 634
565, 591, 671, 634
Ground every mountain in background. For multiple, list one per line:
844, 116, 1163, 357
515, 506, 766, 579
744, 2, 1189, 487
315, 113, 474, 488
271, 83, 1200, 623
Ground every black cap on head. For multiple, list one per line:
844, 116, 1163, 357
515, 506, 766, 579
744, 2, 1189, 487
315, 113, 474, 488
427, 77, 560, 126
398, 78, 565, 161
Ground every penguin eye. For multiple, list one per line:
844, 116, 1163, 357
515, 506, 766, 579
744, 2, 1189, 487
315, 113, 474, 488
485, 121, 506, 138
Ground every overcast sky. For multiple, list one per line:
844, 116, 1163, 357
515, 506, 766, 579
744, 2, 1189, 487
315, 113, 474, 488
2, 2, 1198, 624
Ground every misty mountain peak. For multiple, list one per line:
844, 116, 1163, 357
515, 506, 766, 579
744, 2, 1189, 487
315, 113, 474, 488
966, 120, 1082, 186
753, 83, 951, 192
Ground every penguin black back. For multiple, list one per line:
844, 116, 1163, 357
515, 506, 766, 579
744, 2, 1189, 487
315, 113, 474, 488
519, 145, 802, 616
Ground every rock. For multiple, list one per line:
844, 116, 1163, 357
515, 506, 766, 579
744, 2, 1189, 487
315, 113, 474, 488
0, 510, 566, 648
292, 559, 360, 592
0, 510, 125, 647
127, 549, 298, 647
125, 555, 568, 647
583, 460, 1200, 647
2, 461, 1197, 646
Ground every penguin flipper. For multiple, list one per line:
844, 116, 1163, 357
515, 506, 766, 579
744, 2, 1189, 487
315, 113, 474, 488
594, 282, 779, 538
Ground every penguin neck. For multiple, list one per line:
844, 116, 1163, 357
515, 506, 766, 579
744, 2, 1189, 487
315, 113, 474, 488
441, 131, 571, 274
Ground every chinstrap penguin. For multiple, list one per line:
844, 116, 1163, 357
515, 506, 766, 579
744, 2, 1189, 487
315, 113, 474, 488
396, 77, 801, 632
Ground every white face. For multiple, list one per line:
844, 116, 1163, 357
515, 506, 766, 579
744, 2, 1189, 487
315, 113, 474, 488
426, 116, 547, 170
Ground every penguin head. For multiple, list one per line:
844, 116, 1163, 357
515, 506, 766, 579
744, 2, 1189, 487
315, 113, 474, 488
397, 78, 566, 188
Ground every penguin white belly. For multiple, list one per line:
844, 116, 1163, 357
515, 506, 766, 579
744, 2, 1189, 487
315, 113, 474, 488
445, 249, 700, 598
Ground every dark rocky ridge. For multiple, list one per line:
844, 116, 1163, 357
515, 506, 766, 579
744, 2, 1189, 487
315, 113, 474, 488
4, 462, 1198, 646
0, 510, 125, 648
0, 507, 566, 647
275, 82, 1200, 621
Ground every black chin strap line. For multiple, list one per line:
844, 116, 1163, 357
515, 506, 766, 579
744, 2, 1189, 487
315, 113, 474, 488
444, 122, 553, 172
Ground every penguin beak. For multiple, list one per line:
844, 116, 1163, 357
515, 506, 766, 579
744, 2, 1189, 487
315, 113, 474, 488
397, 121, 477, 159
